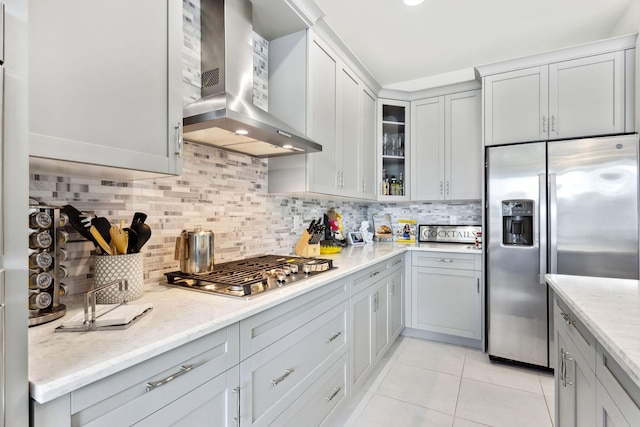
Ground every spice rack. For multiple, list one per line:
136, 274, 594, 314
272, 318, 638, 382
28, 205, 67, 326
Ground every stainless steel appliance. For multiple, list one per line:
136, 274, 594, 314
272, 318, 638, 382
486, 134, 639, 368
165, 255, 333, 298
182, 0, 322, 157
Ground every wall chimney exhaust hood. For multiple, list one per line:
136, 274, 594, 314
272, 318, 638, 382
183, 0, 322, 158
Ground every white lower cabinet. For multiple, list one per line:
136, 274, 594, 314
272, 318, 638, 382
350, 255, 404, 391
554, 295, 640, 427
31, 257, 408, 427
239, 278, 350, 427
30, 325, 240, 427
135, 365, 240, 427
409, 251, 481, 344
273, 352, 349, 427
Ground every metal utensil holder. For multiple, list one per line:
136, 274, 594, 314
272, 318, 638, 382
55, 279, 151, 332
28, 205, 67, 326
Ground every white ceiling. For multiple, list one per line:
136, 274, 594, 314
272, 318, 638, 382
314, 0, 636, 91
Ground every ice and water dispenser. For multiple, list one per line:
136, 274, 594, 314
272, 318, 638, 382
502, 200, 534, 246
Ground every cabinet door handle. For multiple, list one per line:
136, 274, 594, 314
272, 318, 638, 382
542, 116, 547, 133
232, 387, 240, 424
439, 181, 444, 197
437, 259, 453, 263
560, 348, 566, 387
551, 115, 556, 132
477, 278, 480, 293
271, 368, 295, 386
561, 312, 576, 327
325, 331, 342, 343
446, 181, 450, 197
370, 271, 381, 278
390, 283, 395, 296
326, 387, 341, 402
146, 364, 194, 392
564, 352, 573, 386
174, 122, 183, 158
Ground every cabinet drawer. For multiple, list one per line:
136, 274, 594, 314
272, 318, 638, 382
274, 352, 348, 427
352, 253, 403, 296
72, 324, 239, 426
388, 254, 404, 272
412, 251, 477, 270
243, 301, 348, 426
554, 297, 596, 370
240, 278, 348, 360
351, 260, 389, 294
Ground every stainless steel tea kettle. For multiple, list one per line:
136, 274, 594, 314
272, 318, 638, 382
174, 228, 214, 274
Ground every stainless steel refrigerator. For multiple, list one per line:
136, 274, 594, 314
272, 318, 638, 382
486, 134, 639, 368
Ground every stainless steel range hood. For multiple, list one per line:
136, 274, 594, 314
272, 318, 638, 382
183, 0, 322, 158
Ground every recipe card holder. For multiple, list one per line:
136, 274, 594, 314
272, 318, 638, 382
294, 230, 320, 257
55, 279, 152, 332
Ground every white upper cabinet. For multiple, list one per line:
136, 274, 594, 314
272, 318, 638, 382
412, 90, 481, 201
549, 53, 625, 140
268, 30, 378, 200
481, 35, 636, 146
484, 66, 548, 145
360, 88, 378, 200
28, 0, 183, 179
307, 35, 338, 194
411, 97, 443, 201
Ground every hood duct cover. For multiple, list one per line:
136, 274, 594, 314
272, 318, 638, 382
182, 0, 322, 158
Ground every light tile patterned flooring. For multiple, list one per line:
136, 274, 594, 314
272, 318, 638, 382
332, 337, 554, 427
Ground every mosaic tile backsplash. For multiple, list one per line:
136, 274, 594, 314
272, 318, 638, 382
30, 140, 480, 297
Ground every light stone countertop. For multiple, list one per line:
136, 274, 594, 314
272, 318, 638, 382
29, 242, 480, 404
546, 274, 640, 389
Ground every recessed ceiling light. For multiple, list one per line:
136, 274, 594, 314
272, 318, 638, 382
235, 129, 249, 135
404, 0, 424, 5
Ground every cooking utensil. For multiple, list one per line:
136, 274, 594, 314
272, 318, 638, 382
109, 223, 128, 255
61, 205, 96, 243
123, 227, 139, 254
90, 225, 113, 255
131, 212, 147, 226
131, 222, 151, 253
90, 217, 113, 254
174, 228, 214, 274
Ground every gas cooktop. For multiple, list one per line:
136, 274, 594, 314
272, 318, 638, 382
164, 255, 335, 299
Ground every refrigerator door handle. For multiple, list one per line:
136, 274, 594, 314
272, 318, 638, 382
549, 173, 558, 274
539, 174, 548, 284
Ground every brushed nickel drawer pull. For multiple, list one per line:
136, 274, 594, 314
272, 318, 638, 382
370, 271, 381, 278
326, 387, 341, 402
561, 312, 576, 326
146, 364, 194, 392
271, 368, 295, 386
437, 258, 453, 262
325, 331, 342, 343
232, 387, 240, 424
392, 259, 402, 266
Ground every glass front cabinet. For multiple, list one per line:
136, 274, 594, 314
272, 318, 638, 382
378, 99, 410, 201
